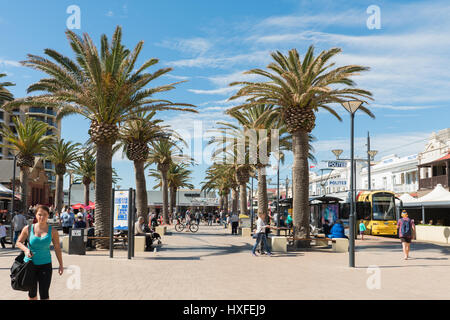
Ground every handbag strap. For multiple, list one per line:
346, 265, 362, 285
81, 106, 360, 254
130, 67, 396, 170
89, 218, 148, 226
26, 224, 33, 258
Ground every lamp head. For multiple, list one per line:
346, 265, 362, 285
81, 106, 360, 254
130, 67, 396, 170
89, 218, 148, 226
341, 100, 363, 114
332, 149, 344, 159
368, 150, 378, 160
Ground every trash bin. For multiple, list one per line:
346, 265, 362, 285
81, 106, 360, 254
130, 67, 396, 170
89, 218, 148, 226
69, 228, 86, 255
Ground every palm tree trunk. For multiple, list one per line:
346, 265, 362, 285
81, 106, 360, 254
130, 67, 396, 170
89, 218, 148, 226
134, 160, 148, 223
219, 195, 223, 211
231, 188, 238, 214
292, 129, 310, 247
223, 194, 229, 215
83, 182, 90, 207
257, 166, 268, 219
94, 142, 113, 249
239, 182, 247, 216
55, 174, 64, 215
161, 169, 169, 224
19, 167, 29, 210
170, 186, 176, 222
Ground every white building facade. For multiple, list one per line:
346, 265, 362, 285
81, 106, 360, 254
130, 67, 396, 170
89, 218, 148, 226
309, 128, 450, 198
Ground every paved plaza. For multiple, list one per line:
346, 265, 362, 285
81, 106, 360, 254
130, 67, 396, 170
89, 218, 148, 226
1, 224, 449, 300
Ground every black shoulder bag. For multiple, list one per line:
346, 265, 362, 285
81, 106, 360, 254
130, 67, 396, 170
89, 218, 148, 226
10, 224, 36, 291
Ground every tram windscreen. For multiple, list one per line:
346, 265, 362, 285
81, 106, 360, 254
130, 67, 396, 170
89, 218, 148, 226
372, 193, 396, 221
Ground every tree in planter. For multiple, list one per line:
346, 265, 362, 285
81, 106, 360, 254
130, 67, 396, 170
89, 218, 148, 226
229, 46, 373, 245
119, 111, 170, 223
0, 117, 53, 209
44, 139, 81, 215
4, 26, 197, 248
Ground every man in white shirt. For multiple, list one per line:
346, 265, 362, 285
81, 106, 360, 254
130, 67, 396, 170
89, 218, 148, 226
12, 211, 27, 248
252, 215, 272, 256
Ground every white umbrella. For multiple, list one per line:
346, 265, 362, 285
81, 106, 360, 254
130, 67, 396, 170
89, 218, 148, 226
0, 184, 13, 193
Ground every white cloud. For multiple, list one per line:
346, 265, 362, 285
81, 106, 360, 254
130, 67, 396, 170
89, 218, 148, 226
106, 10, 114, 17
163, 74, 190, 81
188, 86, 237, 95
0, 59, 21, 67
166, 50, 270, 69
157, 38, 212, 56
312, 131, 431, 161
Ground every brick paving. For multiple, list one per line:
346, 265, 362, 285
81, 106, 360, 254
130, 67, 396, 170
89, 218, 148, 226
1, 224, 449, 300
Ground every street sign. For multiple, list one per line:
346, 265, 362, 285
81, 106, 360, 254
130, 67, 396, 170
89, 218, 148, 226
327, 161, 347, 168
328, 179, 347, 186
114, 190, 129, 230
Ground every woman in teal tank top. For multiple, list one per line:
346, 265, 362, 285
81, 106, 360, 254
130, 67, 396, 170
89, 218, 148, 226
16, 205, 64, 300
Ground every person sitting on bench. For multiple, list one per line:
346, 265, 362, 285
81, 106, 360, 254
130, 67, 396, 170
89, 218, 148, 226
327, 220, 347, 239
135, 217, 152, 251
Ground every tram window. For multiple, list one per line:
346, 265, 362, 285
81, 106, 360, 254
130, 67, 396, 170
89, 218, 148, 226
356, 202, 371, 220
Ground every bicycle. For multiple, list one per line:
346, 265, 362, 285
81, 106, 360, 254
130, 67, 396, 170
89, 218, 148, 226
175, 219, 199, 233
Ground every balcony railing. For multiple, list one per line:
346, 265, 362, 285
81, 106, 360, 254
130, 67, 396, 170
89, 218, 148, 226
419, 175, 448, 190
393, 183, 418, 193
28, 107, 46, 114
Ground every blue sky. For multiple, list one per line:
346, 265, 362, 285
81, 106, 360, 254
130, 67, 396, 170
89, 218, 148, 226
1, 0, 449, 190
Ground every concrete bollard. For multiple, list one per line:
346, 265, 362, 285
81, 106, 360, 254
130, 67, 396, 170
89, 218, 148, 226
270, 236, 287, 253
134, 236, 146, 253
332, 238, 349, 253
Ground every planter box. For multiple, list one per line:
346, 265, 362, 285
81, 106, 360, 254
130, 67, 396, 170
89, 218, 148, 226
415, 225, 450, 244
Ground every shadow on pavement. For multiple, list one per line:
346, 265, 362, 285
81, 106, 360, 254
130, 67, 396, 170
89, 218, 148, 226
356, 242, 449, 255
356, 264, 450, 269
140, 256, 201, 261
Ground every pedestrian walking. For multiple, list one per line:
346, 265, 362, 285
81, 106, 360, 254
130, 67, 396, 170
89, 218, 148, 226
11, 210, 27, 248
208, 212, 213, 226
230, 212, 239, 235
397, 210, 415, 260
359, 221, 367, 240
60, 206, 74, 234
16, 205, 63, 300
195, 210, 200, 225
226, 214, 230, 229
252, 215, 272, 257
0, 220, 6, 248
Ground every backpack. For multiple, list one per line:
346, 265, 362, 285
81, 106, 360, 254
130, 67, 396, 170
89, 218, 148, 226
401, 218, 411, 237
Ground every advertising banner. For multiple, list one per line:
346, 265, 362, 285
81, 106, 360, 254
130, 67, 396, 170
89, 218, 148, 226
114, 190, 129, 230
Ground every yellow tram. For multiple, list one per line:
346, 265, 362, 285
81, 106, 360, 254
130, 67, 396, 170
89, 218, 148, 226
356, 190, 398, 236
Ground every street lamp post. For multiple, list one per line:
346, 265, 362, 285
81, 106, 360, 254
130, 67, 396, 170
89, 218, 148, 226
250, 176, 254, 231
341, 100, 364, 268
10, 155, 17, 243
67, 170, 73, 209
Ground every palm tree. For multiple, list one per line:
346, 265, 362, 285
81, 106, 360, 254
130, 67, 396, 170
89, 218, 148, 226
229, 46, 373, 244
0, 117, 53, 209
72, 149, 96, 206
45, 139, 81, 214
4, 26, 197, 248
0, 73, 14, 105
213, 105, 291, 219
119, 111, 170, 222
147, 138, 186, 224
202, 163, 234, 215
149, 162, 194, 220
